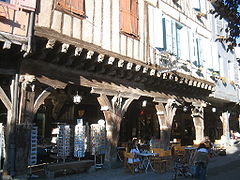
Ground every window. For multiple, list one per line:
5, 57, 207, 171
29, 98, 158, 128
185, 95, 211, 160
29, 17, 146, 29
0, 0, 36, 11
120, 0, 139, 38
193, 0, 206, 14
55, 0, 85, 17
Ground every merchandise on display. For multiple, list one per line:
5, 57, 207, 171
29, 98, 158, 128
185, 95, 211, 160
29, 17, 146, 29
74, 123, 86, 158
29, 126, 38, 166
90, 123, 106, 155
56, 125, 71, 159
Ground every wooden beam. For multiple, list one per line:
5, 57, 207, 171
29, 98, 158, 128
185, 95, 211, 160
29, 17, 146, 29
0, 85, 11, 110
20, 60, 170, 99
36, 76, 67, 89
91, 88, 140, 99
34, 87, 53, 114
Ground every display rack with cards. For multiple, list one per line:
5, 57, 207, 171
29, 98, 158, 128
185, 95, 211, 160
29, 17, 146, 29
74, 122, 86, 158
57, 125, 71, 161
29, 126, 38, 166
90, 122, 106, 169
0, 123, 4, 169
90, 123, 106, 155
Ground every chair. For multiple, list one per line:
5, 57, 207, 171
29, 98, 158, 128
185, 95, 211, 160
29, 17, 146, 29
124, 152, 140, 174
173, 145, 185, 157
150, 148, 168, 173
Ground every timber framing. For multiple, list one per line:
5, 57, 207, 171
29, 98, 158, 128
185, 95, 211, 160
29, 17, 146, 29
33, 27, 214, 90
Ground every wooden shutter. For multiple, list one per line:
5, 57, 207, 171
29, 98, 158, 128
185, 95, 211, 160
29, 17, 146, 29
56, 0, 84, 16
193, 0, 200, 10
130, 0, 138, 36
120, 0, 131, 34
172, 20, 177, 56
180, 27, 189, 60
120, 0, 139, 37
211, 42, 219, 71
148, 6, 163, 48
70, 0, 84, 15
163, 16, 172, 53
199, 0, 206, 14
19, 0, 36, 11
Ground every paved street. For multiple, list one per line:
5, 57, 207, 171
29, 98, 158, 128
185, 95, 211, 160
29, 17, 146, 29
34, 144, 240, 180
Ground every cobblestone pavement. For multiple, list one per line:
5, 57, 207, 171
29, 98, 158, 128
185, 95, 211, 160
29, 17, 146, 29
21, 144, 240, 180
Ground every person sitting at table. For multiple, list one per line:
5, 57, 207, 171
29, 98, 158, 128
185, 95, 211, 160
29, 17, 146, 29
128, 139, 141, 172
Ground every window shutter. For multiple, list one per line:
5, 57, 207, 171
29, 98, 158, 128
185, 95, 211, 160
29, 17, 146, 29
205, 39, 212, 69
120, 0, 131, 34
193, 0, 200, 10
212, 42, 219, 71
148, 6, 163, 49
172, 20, 177, 56
19, 0, 36, 11
162, 16, 172, 53
70, 0, 84, 16
56, 0, 71, 12
216, 19, 223, 35
199, 0, 206, 14
56, 0, 84, 16
130, 0, 138, 36
148, 5, 154, 46
180, 27, 189, 60
196, 37, 201, 66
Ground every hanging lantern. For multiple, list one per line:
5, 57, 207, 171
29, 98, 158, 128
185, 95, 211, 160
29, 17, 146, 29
73, 91, 82, 104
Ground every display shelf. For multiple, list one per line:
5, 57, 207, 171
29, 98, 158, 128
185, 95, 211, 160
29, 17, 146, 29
74, 123, 86, 158
56, 125, 71, 160
29, 126, 38, 166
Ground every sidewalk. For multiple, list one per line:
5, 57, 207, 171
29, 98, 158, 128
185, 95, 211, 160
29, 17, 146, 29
16, 144, 240, 180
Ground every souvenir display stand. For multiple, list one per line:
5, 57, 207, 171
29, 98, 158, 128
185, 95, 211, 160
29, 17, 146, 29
0, 123, 3, 169
57, 125, 71, 162
74, 123, 86, 159
90, 123, 106, 169
29, 126, 38, 166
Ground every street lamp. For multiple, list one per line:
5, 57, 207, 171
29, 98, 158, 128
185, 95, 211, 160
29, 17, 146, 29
73, 91, 82, 104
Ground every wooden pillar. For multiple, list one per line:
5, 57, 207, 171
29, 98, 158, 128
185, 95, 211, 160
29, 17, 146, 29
0, 84, 13, 176
191, 103, 205, 144
238, 114, 240, 131
96, 92, 137, 167
15, 77, 36, 176
155, 99, 177, 150
220, 111, 230, 146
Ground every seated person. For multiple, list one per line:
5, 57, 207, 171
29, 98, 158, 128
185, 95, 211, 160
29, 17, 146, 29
128, 139, 141, 164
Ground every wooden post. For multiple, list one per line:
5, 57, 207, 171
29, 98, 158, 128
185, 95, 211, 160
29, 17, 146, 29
220, 111, 230, 146
2, 74, 19, 177
155, 99, 177, 150
15, 75, 36, 176
191, 104, 205, 144
96, 93, 136, 168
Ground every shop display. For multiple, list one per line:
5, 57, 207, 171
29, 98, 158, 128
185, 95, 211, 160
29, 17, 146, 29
74, 123, 86, 158
29, 126, 38, 166
56, 125, 71, 159
90, 122, 106, 155
0, 123, 2, 161
0, 123, 3, 162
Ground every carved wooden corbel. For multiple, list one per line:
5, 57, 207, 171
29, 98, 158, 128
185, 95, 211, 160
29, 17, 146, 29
97, 54, 105, 63
118, 59, 125, 68
86, 50, 94, 59
46, 39, 56, 49
20, 75, 36, 91
108, 57, 115, 65
61, 43, 70, 53
74, 47, 83, 56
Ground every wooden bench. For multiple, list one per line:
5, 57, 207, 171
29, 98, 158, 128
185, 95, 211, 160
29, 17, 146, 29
45, 160, 94, 178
